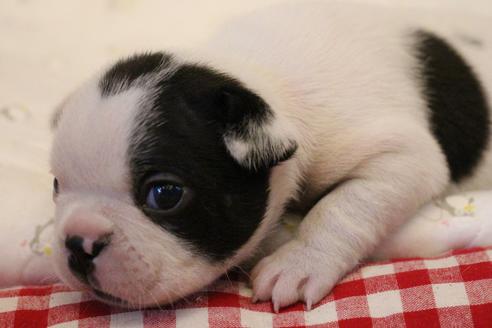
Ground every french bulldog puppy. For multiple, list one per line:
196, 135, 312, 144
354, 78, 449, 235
48, 2, 492, 310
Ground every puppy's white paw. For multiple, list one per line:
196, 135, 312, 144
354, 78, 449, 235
251, 240, 339, 312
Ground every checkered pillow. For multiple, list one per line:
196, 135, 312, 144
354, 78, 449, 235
1, 247, 491, 327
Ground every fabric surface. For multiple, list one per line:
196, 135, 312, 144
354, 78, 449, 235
1, 247, 492, 327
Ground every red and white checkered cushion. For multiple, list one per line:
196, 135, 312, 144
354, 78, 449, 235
1, 247, 491, 327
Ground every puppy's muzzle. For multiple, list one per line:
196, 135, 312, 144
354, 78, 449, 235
61, 209, 114, 286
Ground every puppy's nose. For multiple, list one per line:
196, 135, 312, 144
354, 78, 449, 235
62, 210, 113, 242
65, 234, 110, 284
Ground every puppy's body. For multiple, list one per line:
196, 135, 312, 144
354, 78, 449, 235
47, 2, 492, 309
187, 3, 492, 308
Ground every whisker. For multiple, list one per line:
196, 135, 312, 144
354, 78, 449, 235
233, 264, 252, 280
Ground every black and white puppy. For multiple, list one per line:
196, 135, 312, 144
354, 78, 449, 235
49, 2, 492, 310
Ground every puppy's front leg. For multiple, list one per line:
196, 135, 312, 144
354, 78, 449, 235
252, 143, 448, 311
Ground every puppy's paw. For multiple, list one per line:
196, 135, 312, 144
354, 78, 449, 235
251, 240, 338, 312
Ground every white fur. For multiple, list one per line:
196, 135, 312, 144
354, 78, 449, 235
224, 138, 251, 163
49, 1, 492, 310
51, 78, 140, 192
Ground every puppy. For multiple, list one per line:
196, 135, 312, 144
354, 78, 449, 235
49, 2, 492, 310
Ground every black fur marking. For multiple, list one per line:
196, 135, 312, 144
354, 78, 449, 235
99, 52, 172, 96
167, 65, 272, 137
129, 63, 273, 261
415, 30, 490, 182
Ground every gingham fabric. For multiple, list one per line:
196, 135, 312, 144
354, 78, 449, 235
1, 248, 491, 328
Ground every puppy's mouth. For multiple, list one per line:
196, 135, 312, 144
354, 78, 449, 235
92, 287, 129, 307
85, 273, 130, 307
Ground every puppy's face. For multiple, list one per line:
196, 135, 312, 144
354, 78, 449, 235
50, 53, 296, 307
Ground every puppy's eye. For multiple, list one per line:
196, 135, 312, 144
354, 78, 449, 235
53, 178, 59, 195
146, 184, 183, 210
140, 173, 191, 214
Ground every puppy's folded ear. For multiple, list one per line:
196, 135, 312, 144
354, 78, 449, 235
218, 87, 298, 171
173, 65, 298, 171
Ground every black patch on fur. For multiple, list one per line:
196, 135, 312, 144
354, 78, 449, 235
167, 65, 272, 136
129, 63, 274, 261
99, 52, 171, 96
415, 30, 490, 182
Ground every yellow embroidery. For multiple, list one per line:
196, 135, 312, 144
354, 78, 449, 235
30, 218, 54, 256
434, 196, 475, 217
43, 246, 53, 256
463, 203, 476, 215
0, 104, 30, 122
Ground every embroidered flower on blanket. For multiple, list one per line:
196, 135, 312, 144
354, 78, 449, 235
373, 191, 492, 260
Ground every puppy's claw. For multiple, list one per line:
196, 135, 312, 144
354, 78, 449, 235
305, 299, 312, 311
251, 240, 338, 312
273, 301, 280, 313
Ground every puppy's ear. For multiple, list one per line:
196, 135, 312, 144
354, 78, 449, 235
173, 65, 297, 170
217, 86, 298, 171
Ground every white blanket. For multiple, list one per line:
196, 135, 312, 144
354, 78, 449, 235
1, 0, 492, 288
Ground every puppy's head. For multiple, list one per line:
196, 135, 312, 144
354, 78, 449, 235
50, 52, 297, 307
